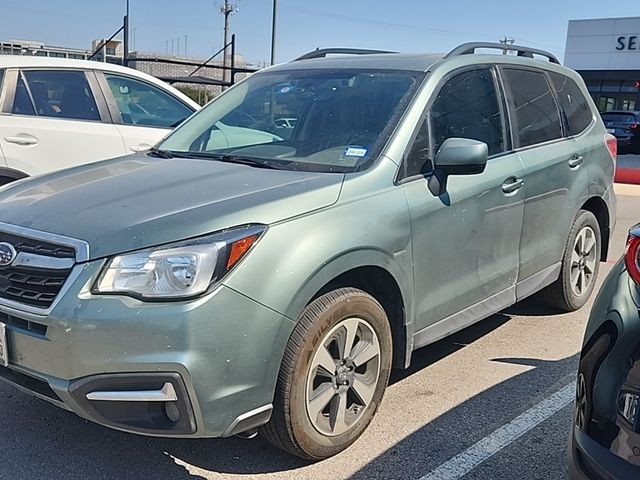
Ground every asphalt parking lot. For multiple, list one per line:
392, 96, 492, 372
0, 181, 638, 480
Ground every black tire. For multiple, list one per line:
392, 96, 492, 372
542, 210, 601, 312
260, 288, 392, 460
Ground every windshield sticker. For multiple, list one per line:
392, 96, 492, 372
344, 146, 368, 157
277, 85, 294, 94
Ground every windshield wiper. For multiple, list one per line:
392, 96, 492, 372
177, 152, 280, 170
147, 147, 174, 159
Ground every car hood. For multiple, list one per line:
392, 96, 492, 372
0, 155, 344, 260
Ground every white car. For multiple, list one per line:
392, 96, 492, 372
0, 56, 200, 183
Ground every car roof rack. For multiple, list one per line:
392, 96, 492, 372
292, 48, 397, 62
445, 42, 560, 64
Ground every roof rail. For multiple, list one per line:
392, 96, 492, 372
445, 42, 560, 64
292, 48, 397, 62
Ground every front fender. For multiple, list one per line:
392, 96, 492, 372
223, 183, 414, 327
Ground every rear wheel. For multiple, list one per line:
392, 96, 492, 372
543, 210, 601, 311
261, 288, 392, 460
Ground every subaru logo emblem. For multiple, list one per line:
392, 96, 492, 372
0, 243, 17, 267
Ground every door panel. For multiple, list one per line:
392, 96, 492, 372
0, 69, 125, 176
404, 154, 525, 331
0, 115, 126, 175
500, 67, 590, 282
516, 139, 588, 281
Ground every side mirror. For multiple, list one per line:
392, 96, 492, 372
428, 138, 488, 196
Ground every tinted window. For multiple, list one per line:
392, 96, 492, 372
12, 75, 35, 116
502, 69, 563, 148
20, 70, 100, 120
601, 113, 636, 123
0, 69, 4, 92
159, 69, 422, 173
105, 74, 193, 128
549, 73, 593, 135
431, 68, 504, 156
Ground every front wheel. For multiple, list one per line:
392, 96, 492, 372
542, 210, 601, 312
261, 288, 392, 460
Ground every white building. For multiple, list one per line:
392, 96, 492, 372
565, 17, 640, 111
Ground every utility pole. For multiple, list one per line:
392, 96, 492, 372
177, 36, 180, 56
123, 0, 130, 65
270, 0, 277, 65
184, 34, 189, 57
166, 40, 169, 54
220, 0, 238, 88
499, 36, 515, 54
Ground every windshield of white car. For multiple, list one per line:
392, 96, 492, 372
158, 69, 424, 173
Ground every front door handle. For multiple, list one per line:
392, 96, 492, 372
502, 177, 524, 194
568, 155, 584, 168
4, 134, 38, 146
130, 143, 152, 153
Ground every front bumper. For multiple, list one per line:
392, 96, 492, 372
0, 260, 294, 438
569, 426, 640, 479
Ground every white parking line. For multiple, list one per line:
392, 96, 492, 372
419, 383, 575, 480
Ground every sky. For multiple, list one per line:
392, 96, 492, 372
0, 1, 634, 66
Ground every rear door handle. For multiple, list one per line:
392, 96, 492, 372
4, 134, 38, 146
502, 177, 524, 194
568, 155, 584, 168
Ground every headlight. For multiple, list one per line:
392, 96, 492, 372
94, 225, 265, 300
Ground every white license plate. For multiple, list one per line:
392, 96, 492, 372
607, 128, 616, 134
0, 323, 8, 367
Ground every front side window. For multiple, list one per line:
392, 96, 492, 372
105, 74, 194, 128
431, 68, 504, 157
159, 69, 423, 173
502, 68, 563, 148
14, 70, 100, 120
549, 72, 593, 136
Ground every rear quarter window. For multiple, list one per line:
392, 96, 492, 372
501, 68, 563, 148
549, 72, 593, 135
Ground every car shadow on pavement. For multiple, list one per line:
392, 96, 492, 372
349, 352, 580, 480
0, 310, 570, 479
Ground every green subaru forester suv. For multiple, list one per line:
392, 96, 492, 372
0, 43, 616, 459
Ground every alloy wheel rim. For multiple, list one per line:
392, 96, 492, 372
575, 373, 587, 429
570, 226, 597, 297
305, 317, 381, 437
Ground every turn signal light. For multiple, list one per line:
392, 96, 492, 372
625, 233, 640, 285
631, 123, 638, 129
226, 235, 258, 270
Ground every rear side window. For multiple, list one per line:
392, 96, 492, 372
18, 70, 100, 121
502, 68, 563, 148
549, 72, 593, 135
0, 69, 4, 92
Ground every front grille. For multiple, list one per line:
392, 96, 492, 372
0, 233, 75, 259
0, 232, 76, 309
0, 266, 72, 308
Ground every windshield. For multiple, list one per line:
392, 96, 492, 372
158, 69, 424, 172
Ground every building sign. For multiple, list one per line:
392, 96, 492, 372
565, 17, 640, 70
617, 36, 640, 51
